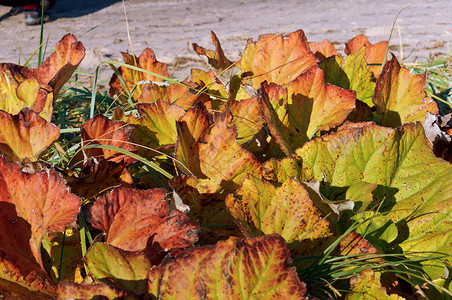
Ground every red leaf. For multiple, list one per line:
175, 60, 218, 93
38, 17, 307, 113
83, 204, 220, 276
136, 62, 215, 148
90, 186, 199, 252
0, 156, 81, 269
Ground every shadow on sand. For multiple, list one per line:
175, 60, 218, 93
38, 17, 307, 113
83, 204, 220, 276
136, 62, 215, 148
0, 0, 121, 22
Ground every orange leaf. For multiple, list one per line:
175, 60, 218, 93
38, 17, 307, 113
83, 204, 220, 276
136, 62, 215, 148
148, 234, 307, 299
80, 114, 138, 165
90, 186, 199, 252
345, 34, 388, 77
340, 232, 380, 257
0, 157, 82, 269
0, 108, 59, 161
373, 56, 438, 127
309, 39, 340, 62
109, 48, 168, 101
33, 34, 86, 99
239, 29, 316, 88
138, 80, 208, 110
56, 282, 135, 299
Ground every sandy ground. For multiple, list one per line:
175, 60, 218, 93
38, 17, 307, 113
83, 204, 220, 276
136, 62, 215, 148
0, 0, 451, 82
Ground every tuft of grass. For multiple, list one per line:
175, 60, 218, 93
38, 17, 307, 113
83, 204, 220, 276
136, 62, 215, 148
406, 55, 452, 114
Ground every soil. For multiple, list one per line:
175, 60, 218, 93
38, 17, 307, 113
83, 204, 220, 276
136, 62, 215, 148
0, 0, 451, 82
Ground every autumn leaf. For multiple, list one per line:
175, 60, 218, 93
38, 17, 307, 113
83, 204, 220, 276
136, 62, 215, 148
296, 122, 452, 280
175, 104, 262, 195
239, 29, 316, 88
138, 80, 208, 110
0, 156, 81, 269
127, 100, 185, 157
64, 158, 133, 200
90, 186, 199, 252
0, 202, 56, 299
79, 114, 138, 166
345, 34, 388, 77
56, 282, 137, 299
33, 34, 86, 99
308, 39, 340, 62
319, 46, 375, 106
347, 269, 405, 300
0, 108, 59, 161
217, 96, 266, 147
84, 243, 152, 295
109, 48, 168, 101
373, 56, 438, 127
339, 232, 379, 257
42, 230, 83, 283
193, 31, 233, 72
0, 64, 53, 121
148, 234, 308, 299
226, 175, 332, 248
260, 65, 356, 154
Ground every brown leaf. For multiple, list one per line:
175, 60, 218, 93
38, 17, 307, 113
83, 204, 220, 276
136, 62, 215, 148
64, 158, 133, 200
193, 31, 233, 72
90, 186, 199, 252
0, 202, 56, 298
0, 108, 59, 161
148, 234, 307, 299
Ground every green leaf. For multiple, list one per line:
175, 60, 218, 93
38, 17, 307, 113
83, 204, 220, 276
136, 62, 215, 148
85, 243, 151, 295
320, 47, 375, 106
296, 121, 452, 280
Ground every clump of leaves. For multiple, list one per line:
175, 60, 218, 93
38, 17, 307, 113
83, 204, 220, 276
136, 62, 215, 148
0, 28, 450, 300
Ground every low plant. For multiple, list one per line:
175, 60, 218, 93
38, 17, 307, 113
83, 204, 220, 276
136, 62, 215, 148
0, 28, 450, 299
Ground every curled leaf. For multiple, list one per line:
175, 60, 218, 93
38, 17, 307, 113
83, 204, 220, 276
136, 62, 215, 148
373, 56, 438, 127
308, 39, 340, 62
345, 34, 388, 77
175, 105, 262, 194
33, 33, 86, 98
